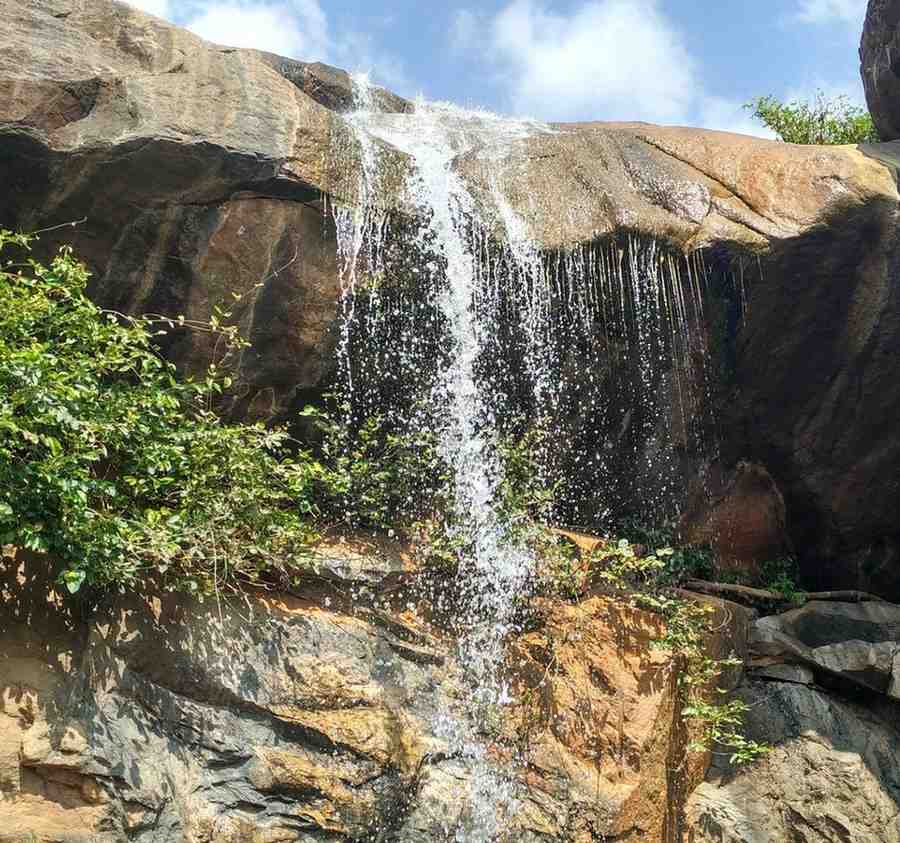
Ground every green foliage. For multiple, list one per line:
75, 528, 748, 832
536, 521, 769, 767
300, 402, 448, 534
745, 91, 880, 145
681, 699, 771, 766
637, 591, 771, 766
616, 519, 714, 583
497, 427, 558, 541
712, 554, 804, 599
0, 232, 320, 595
759, 556, 803, 600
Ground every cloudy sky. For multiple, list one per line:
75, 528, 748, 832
128, 0, 869, 136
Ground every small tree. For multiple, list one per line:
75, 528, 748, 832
745, 91, 879, 145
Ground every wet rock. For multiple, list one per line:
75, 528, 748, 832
0, 554, 705, 842
258, 56, 412, 115
311, 535, 418, 587
686, 680, 900, 843
680, 462, 793, 581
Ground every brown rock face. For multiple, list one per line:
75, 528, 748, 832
4, 0, 900, 593
681, 462, 793, 580
0, 549, 710, 842
862, 0, 900, 140
0, 0, 364, 418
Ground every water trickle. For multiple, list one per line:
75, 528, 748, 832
329, 79, 714, 839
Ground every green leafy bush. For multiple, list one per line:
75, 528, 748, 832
300, 402, 448, 534
536, 523, 769, 766
0, 232, 320, 595
746, 91, 879, 144
759, 556, 803, 600
616, 519, 714, 583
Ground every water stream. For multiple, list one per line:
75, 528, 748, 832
331, 77, 712, 839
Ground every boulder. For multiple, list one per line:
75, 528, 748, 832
686, 680, 900, 843
861, 0, 900, 140
750, 600, 900, 698
0, 0, 405, 419
679, 462, 793, 581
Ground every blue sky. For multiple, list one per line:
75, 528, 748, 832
129, 0, 869, 136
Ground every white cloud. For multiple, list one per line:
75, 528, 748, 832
795, 0, 867, 24
697, 96, 777, 139
124, 0, 172, 16
185, 0, 328, 60
444, 1, 794, 135
488, 0, 697, 123
329, 30, 414, 95
122, 0, 406, 86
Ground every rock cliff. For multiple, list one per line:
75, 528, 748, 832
5, 0, 900, 596
0, 545, 722, 842
4, 1, 900, 839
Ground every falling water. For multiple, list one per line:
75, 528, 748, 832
330, 76, 713, 839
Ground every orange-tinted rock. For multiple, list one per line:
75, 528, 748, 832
0, 550, 720, 842
681, 462, 792, 581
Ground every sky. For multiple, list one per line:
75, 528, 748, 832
127, 0, 870, 137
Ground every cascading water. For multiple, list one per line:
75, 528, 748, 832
330, 76, 714, 840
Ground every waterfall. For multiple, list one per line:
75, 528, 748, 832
330, 76, 711, 839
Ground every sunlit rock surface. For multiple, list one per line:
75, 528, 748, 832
686, 680, 900, 843
0, 547, 722, 842
687, 597, 900, 843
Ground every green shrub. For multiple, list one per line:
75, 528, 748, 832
615, 519, 714, 583
0, 232, 321, 595
300, 402, 449, 534
759, 556, 803, 600
745, 91, 879, 144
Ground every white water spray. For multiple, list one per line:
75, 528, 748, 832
330, 78, 713, 840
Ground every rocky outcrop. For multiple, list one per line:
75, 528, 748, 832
0, 0, 404, 419
687, 597, 900, 842
5, 1, 900, 589
751, 599, 900, 699
686, 680, 900, 843
730, 185, 900, 598
0, 546, 727, 842
862, 0, 900, 140
9, 542, 900, 842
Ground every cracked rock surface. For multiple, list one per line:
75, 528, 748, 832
0, 545, 715, 842
686, 680, 900, 843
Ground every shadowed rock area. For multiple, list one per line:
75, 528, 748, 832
862, 0, 900, 140
0, 547, 725, 842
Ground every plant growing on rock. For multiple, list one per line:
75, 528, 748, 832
537, 528, 770, 766
0, 233, 321, 596
746, 91, 880, 144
